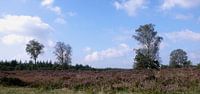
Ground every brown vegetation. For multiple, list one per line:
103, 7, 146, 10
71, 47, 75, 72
1, 68, 200, 93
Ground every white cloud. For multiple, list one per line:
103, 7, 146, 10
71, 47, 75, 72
83, 47, 92, 53
113, 0, 146, 16
41, 0, 53, 6
51, 7, 62, 15
84, 44, 131, 62
54, 17, 66, 24
0, 15, 53, 45
47, 40, 55, 48
0, 15, 55, 61
41, 0, 62, 16
0, 15, 52, 33
67, 12, 77, 17
160, 42, 168, 50
1, 34, 33, 45
187, 51, 200, 64
188, 52, 200, 59
161, 0, 200, 10
175, 14, 193, 20
165, 29, 200, 42
41, 0, 67, 24
13, 52, 30, 60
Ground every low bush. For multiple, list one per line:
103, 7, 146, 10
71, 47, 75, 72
0, 77, 28, 86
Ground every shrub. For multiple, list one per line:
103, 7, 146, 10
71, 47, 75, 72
0, 77, 28, 86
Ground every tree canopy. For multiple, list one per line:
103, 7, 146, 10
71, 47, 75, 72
170, 49, 191, 68
54, 42, 72, 68
133, 24, 163, 70
26, 40, 44, 64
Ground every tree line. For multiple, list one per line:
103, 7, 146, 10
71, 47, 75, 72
0, 60, 94, 71
0, 41, 93, 70
0, 23, 198, 70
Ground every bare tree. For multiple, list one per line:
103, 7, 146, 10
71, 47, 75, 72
54, 42, 72, 68
26, 40, 44, 64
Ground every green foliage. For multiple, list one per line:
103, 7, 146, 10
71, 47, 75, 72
196, 63, 200, 69
169, 49, 191, 68
133, 24, 163, 70
0, 60, 93, 71
26, 40, 44, 64
71, 64, 94, 70
0, 77, 28, 86
134, 52, 160, 70
183, 60, 192, 68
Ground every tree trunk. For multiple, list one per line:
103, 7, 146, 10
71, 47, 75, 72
34, 58, 37, 64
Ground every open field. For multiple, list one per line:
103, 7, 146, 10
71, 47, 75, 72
1, 68, 200, 94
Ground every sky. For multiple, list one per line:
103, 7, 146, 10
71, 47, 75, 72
0, 0, 200, 68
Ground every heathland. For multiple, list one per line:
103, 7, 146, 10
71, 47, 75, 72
1, 68, 200, 94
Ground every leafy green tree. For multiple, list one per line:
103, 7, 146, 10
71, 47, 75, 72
133, 24, 163, 69
170, 49, 191, 68
53, 42, 72, 69
134, 52, 149, 69
26, 40, 44, 64
134, 52, 160, 69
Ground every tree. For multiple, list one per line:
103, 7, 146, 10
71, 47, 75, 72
53, 42, 72, 68
169, 49, 190, 68
134, 52, 160, 69
26, 40, 44, 64
133, 24, 163, 69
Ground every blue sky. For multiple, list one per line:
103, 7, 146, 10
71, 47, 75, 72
0, 0, 200, 68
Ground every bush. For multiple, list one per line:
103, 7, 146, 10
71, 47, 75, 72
0, 77, 28, 86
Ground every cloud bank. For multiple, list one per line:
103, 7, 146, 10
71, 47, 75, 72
161, 0, 200, 10
113, 0, 146, 16
0, 15, 53, 45
84, 44, 131, 62
41, 0, 62, 15
165, 29, 200, 42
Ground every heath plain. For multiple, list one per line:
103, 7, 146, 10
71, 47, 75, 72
1, 0, 200, 94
